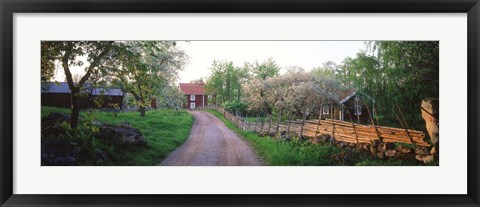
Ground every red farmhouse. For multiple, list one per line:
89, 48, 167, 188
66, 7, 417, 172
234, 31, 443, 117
179, 83, 213, 109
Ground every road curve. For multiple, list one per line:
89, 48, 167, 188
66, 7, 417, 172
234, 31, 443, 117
160, 111, 263, 166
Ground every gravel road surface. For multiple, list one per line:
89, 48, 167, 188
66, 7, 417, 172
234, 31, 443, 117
160, 111, 263, 166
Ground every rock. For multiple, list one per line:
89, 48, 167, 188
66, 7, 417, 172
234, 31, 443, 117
378, 142, 395, 152
355, 143, 370, 153
120, 121, 132, 127
385, 149, 397, 157
310, 136, 320, 144
41, 112, 71, 135
376, 151, 384, 159
91, 120, 103, 126
396, 145, 412, 154
337, 142, 348, 148
369, 144, 377, 155
41, 139, 80, 166
359, 143, 370, 151
330, 151, 355, 165
371, 139, 381, 147
395, 153, 417, 162
330, 137, 337, 145
416, 155, 435, 163
95, 149, 109, 163
415, 146, 429, 156
97, 124, 145, 145
422, 155, 435, 163
259, 131, 270, 137
287, 131, 297, 139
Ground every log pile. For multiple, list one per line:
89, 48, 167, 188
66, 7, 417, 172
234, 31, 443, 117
253, 118, 429, 147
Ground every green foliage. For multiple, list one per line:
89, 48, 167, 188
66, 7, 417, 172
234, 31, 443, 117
338, 41, 439, 130
103, 41, 188, 116
311, 61, 337, 79
205, 60, 251, 104
155, 86, 184, 109
41, 107, 194, 165
252, 57, 281, 80
222, 100, 248, 116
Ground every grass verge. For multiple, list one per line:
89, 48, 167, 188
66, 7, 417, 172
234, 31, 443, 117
42, 106, 194, 165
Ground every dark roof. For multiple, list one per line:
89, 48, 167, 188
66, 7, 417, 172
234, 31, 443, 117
179, 83, 206, 95
41, 82, 71, 93
91, 88, 123, 96
336, 89, 376, 104
41, 82, 123, 96
337, 89, 357, 104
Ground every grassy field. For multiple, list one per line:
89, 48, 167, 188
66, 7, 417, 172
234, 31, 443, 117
207, 109, 426, 166
42, 106, 194, 165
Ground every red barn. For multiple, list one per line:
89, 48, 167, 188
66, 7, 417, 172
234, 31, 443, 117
178, 83, 214, 109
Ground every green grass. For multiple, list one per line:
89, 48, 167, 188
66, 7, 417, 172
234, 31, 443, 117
244, 117, 266, 123
41, 106, 71, 118
42, 106, 194, 165
206, 109, 425, 166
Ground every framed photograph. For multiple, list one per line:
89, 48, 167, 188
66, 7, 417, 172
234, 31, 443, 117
1, 0, 479, 206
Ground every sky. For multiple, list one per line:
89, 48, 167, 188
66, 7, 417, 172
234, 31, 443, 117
54, 41, 367, 83
176, 41, 366, 83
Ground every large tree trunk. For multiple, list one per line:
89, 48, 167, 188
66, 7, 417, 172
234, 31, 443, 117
421, 99, 439, 154
69, 90, 80, 129
139, 105, 146, 117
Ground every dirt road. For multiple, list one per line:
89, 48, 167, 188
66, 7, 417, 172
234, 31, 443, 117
160, 111, 263, 166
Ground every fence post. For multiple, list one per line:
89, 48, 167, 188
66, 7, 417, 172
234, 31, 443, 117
315, 106, 323, 138
254, 114, 259, 132
276, 111, 282, 135
299, 110, 308, 140
330, 118, 336, 144
267, 114, 272, 133
287, 119, 292, 133
366, 106, 383, 144
346, 109, 359, 147
260, 115, 265, 133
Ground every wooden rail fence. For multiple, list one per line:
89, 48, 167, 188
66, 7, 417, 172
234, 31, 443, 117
217, 108, 430, 147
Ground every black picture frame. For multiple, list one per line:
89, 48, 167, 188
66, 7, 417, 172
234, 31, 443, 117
1, 0, 479, 206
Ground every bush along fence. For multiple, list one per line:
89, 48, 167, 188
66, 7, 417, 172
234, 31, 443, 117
216, 107, 436, 163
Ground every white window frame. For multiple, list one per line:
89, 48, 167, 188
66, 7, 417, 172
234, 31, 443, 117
322, 105, 330, 115
190, 102, 196, 109
190, 94, 195, 101
354, 104, 362, 115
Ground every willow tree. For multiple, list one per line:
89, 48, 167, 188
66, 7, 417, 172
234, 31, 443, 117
338, 41, 439, 129
41, 41, 115, 128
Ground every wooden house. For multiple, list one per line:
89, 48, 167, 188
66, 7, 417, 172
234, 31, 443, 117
320, 89, 376, 124
178, 83, 214, 109
41, 82, 124, 109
